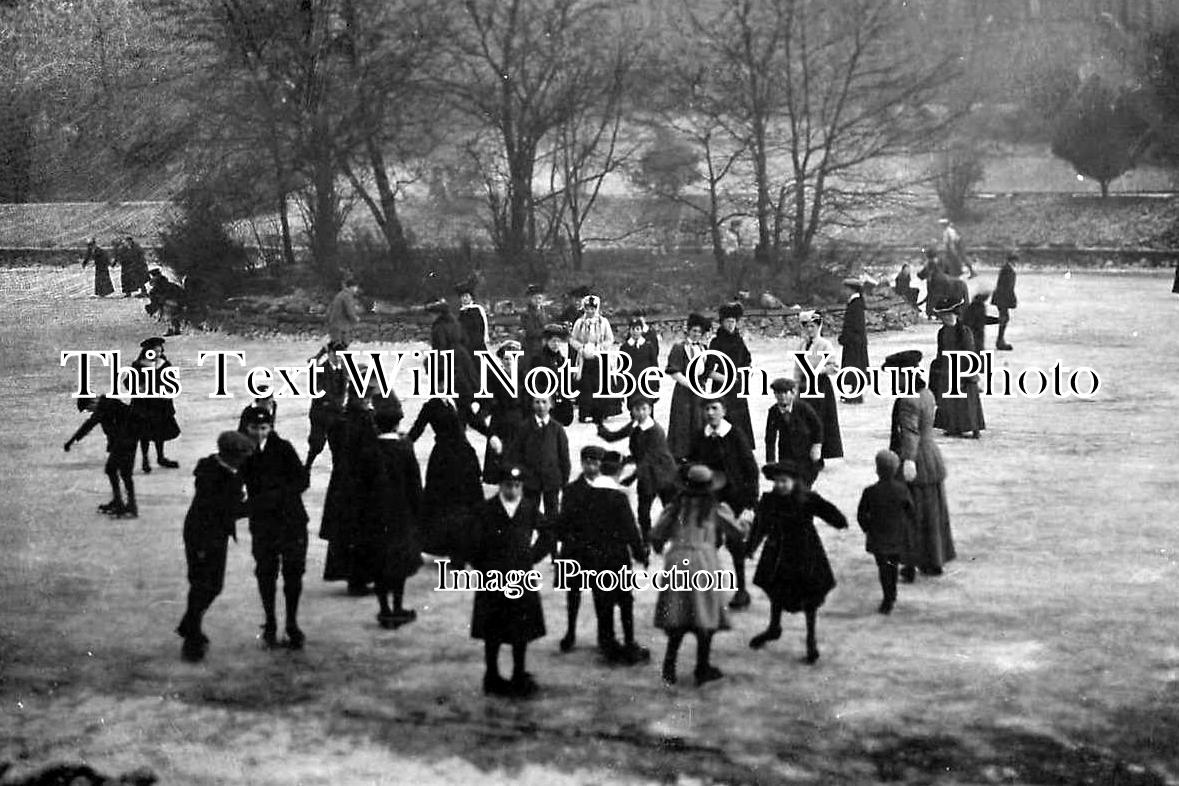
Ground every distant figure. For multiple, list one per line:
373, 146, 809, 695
930, 297, 985, 439
145, 269, 186, 336
961, 291, 1000, 354
838, 277, 871, 404
81, 238, 114, 297
939, 218, 975, 278
916, 249, 947, 319
455, 276, 489, 355
327, 277, 363, 349
1172, 259, 1179, 295
116, 235, 150, 297
992, 252, 1018, 351
894, 263, 919, 307
520, 283, 548, 364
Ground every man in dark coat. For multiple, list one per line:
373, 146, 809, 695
520, 283, 548, 364
689, 399, 758, 610
838, 277, 871, 404
428, 298, 478, 416
81, 238, 114, 297
916, 249, 945, 319
705, 302, 755, 448
469, 465, 554, 698
240, 407, 311, 649
764, 377, 823, 487
115, 236, 150, 297
176, 431, 255, 661
504, 394, 571, 523
992, 252, 1018, 350
64, 395, 140, 518
553, 445, 604, 652
857, 449, 915, 615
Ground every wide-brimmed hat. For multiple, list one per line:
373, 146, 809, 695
932, 296, 964, 315
881, 349, 923, 369
762, 460, 805, 481
542, 323, 569, 339
681, 463, 721, 493
718, 302, 744, 321
798, 309, 823, 326
686, 313, 712, 332
139, 336, 166, 351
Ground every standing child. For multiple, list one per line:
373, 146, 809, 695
553, 445, 605, 652
470, 465, 553, 697
64, 396, 140, 518
504, 394, 571, 523
747, 460, 848, 663
598, 396, 677, 544
130, 336, 181, 472
238, 393, 277, 434
652, 464, 748, 686
764, 378, 824, 487
857, 450, 915, 615
176, 431, 255, 661
240, 408, 311, 649
992, 252, 1018, 350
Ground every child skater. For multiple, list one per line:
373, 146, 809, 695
176, 431, 255, 661
747, 460, 848, 663
469, 464, 553, 698
64, 396, 140, 518
237, 392, 277, 434
651, 464, 748, 686
365, 404, 424, 629
857, 449, 915, 615
553, 445, 605, 652
597, 395, 677, 544
587, 451, 650, 665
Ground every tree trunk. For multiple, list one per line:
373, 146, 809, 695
367, 139, 408, 263
278, 195, 295, 267
1099, 178, 1110, 199
752, 120, 773, 267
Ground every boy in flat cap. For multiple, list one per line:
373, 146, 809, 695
857, 449, 915, 615
64, 395, 141, 518
553, 445, 605, 652
240, 407, 311, 649
764, 378, 823, 487
176, 431, 255, 661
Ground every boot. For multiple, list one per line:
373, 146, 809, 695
996, 325, 1012, 351
749, 626, 782, 650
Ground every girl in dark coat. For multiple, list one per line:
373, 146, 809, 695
82, 239, 114, 297
407, 395, 489, 559
319, 385, 379, 591
837, 278, 870, 404
797, 310, 843, 460
666, 313, 710, 460
130, 337, 181, 472
482, 340, 527, 484
930, 297, 985, 438
364, 405, 424, 629
748, 460, 848, 663
705, 303, 755, 447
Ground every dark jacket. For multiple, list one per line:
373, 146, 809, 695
528, 346, 575, 426
505, 416, 571, 494
704, 326, 755, 448
764, 401, 823, 474
889, 386, 946, 485
688, 425, 759, 513
581, 481, 645, 572
69, 397, 138, 453
555, 475, 597, 564
857, 478, 915, 555
838, 294, 869, 371
749, 489, 848, 612
469, 495, 551, 643
431, 310, 477, 399
184, 455, 248, 544
520, 304, 548, 360
993, 263, 1017, 309
598, 420, 676, 496
240, 434, 309, 532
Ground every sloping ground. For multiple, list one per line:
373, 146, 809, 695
0, 202, 175, 249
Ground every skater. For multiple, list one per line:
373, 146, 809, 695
238, 392, 277, 434
64, 395, 140, 518
145, 269, 186, 336
319, 378, 380, 593
747, 460, 848, 662
961, 290, 1000, 357
130, 336, 181, 473
176, 431, 255, 661
619, 316, 659, 411
520, 283, 549, 365
838, 277, 871, 404
916, 249, 947, 320
116, 235, 150, 297
239, 407, 311, 649
327, 277, 362, 349
797, 310, 844, 461
427, 297, 480, 420
764, 377, 824, 487
993, 252, 1018, 350
305, 340, 349, 471
598, 396, 677, 544
883, 350, 955, 582
503, 394, 571, 523
688, 399, 759, 610
586, 451, 650, 665
666, 313, 711, 461
857, 449, 915, 615
527, 324, 575, 427
456, 276, 490, 356
569, 293, 621, 423
469, 465, 553, 697
705, 302, 755, 447
554, 445, 605, 652
930, 296, 985, 439
364, 403, 424, 630
939, 218, 976, 278
651, 464, 748, 686
81, 238, 114, 297
894, 263, 919, 308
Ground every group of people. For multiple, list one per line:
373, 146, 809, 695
81, 236, 150, 299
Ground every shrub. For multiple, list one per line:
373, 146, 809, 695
156, 184, 251, 301
931, 145, 986, 221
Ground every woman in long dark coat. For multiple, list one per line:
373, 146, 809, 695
130, 336, 180, 472
428, 299, 478, 413
747, 460, 848, 663
838, 278, 870, 404
884, 350, 954, 580
320, 385, 379, 591
406, 396, 489, 559
706, 303, 755, 447
482, 341, 527, 484
796, 310, 843, 460
929, 297, 985, 439
666, 313, 710, 461
82, 239, 114, 297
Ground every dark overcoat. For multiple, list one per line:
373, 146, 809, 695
857, 479, 915, 556
749, 489, 847, 612
838, 295, 869, 372
469, 495, 551, 644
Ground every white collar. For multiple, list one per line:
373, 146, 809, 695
257, 437, 268, 453
848, 292, 861, 303
626, 336, 645, 348
535, 415, 550, 427
215, 457, 238, 474
590, 475, 621, 490
705, 420, 732, 437
377, 432, 400, 441
634, 418, 654, 431
499, 495, 521, 518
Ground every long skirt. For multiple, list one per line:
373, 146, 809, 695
933, 381, 985, 435
904, 481, 955, 569
801, 374, 843, 459
654, 545, 730, 633
93, 266, 114, 297
576, 357, 623, 422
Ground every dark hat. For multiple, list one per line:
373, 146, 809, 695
75, 396, 95, 412
139, 336, 166, 351
453, 274, 477, 296
762, 460, 804, 481
972, 289, 992, 303
686, 313, 712, 332
882, 349, 923, 369
1006, 251, 1019, 262
242, 406, 275, 426
718, 302, 744, 321
543, 323, 569, 339
424, 297, 449, 313
580, 445, 606, 461
932, 296, 964, 315
922, 247, 937, 258
148, 267, 163, 277
496, 339, 522, 357
601, 449, 624, 466
217, 430, 255, 459
327, 339, 348, 352
583, 294, 601, 309
526, 283, 545, 295
499, 464, 526, 484
628, 315, 647, 328
627, 395, 655, 410
769, 377, 796, 393
566, 285, 592, 300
